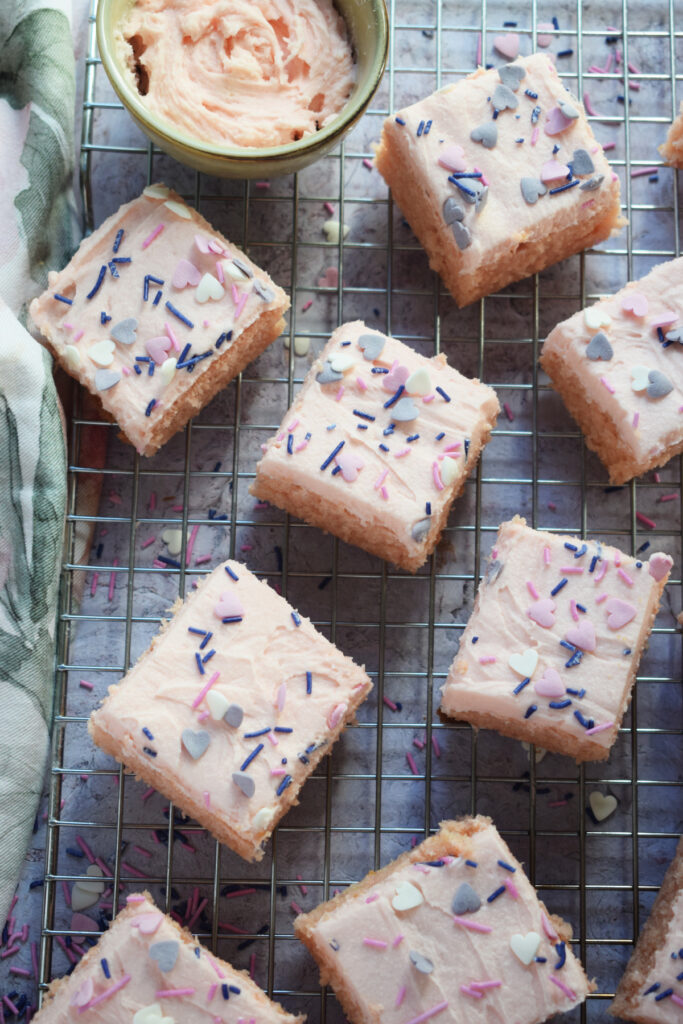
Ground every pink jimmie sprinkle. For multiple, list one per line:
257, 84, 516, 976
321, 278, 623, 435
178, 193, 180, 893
453, 915, 492, 932
600, 376, 615, 394
290, 901, 303, 915
402, 1001, 449, 1024
636, 511, 656, 529
478, 655, 496, 665
594, 559, 608, 583
432, 462, 444, 491
631, 166, 659, 178
301, 299, 313, 312
653, 472, 661, 483
531, 125, 539, 146
81, 975, 132, 1011
126, 893, 146, 903
393, 934, 404, 947
413, 738, 425, 750
271, 768, 286, 777
380, 486, 389, 501
670, 994, 683, 1008
164, 322, 180, 351
195, 554, 212, 565
503, 402, 514, 422
541, 910, 559, 941
560, 566, 584, 575
267, 731, 278, 746
632, 411, 640, 429
383, 695, 398, 711
406, 752, 419, 776
79, 679, 94, 691
108, 558, 118, 602
395, 985, 407, 1008
422, 393, 435, 403
584, 721, 615, 736
476, 31, 482, 66
504, 878, 519, 899
549, 976, 576, 1001
76, 835, 95, 862
570, 599, 579, 622
394, 447, 411, 458
583, 92, 597, 116
335, 385, 344, 401
192, 670, 220, 709
374, 468, 389, 490
142, 224, 164, 249
323, 202, 335, 215
659, 493, 679, 503
432, 734, 441, 758
234, 291, 249, 320
362, 158, 373, 170
277, 682, 287, 711
206, 984, 218, 1004
287, 419, 299, 432
617, 568, 634, 586
89, 571, 98, 597
365, 893, 379, 904
141, 536, 156, 549
543, 546, 551, 566
471, 981, 502, 991
526, 581, 539, 599
155, 989, 196, 999
595, 592, 608, 604
356, 376, 367, 391
460, 986, 483, 999
602, 141, 616, 151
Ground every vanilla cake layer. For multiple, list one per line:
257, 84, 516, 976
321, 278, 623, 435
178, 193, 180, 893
660, 101, 683, 167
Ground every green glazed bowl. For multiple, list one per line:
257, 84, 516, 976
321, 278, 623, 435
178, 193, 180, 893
96, 0, 389, 179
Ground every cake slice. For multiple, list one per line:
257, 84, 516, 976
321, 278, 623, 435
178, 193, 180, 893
29, 184, 289, 456
660, 102, 683, 167
88, 560, 372, 861
541, 256, 683, 484
33, 891, 302, 1024
440, 516, 672, 762
610, 838, 683, 1022
250, 321, 499, 572
295, 815, 594, 1024
375, 53, 624, 307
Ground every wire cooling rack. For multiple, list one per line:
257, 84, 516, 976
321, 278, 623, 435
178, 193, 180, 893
38, 0, 682, 1021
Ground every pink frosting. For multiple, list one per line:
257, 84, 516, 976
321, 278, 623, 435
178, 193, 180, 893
621, 885, 683, 1020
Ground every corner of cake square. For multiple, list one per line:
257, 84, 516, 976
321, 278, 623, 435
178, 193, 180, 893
29, 183, 289, 456
294, 814, 594, 1024
660, 100, 683, 168
440, 515, 672, 762
249, 320, 499, 572
88, 559, 372, 861
375, 53, 623, 307
541, 255, 683, 484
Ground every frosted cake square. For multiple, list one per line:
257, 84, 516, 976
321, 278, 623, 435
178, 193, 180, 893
375, 53, 623, 307
250, 321, 499, 572
660, 101, 683, 167
440, 516, 672, 762
295, 815, 593, 1024
88, 559, 372, 861
29, 184, 289, 456
32, 891, 302, 1024
541, 256, 683, 484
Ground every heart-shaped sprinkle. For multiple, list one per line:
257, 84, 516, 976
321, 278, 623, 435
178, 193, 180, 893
541, 159, 570, 183
213, 590, 245, 620
181, 729, 210, 759
196, 273, 225, 304
316, 360, 344, 384
571, 148, 595, 176
493, 32, 520, 60
392, 880, 424, 912
648, 553, 672, 581
70, 979, 94, 1007
544, 106, 573, 136
510, 931, 541, 965
665, 327, 683, 344
70, 912, 99, 935
605, 597, 637, 630
392, 397, 419, 422
586, 332, 613, 361
232, 771, 255, 798
383, 362, 410, 392
622, 291, 649, 317
405, 367, 431, 395
452, 221, 472, 250
221, 259, 247, 281
70, 865, 105, 913
409, 950, 434, 974
559, 99, 580, 120
412, 518, 431, 542
358, 333, 385, 361
110, 317, 138, 345
172, 260, 201, 290
88, 339, 115, 367
322, 219, 349, 243
164, 200, 192, 219
589, 791, 617, 821
584, 306, 612, 330
133, 1004, 175, 1024
253, 807, 274, 830
534, 667, 565, 699
508, 649, 539, 678
329, 352, 357, 374
537, 21, 554, 46
651, 311, 678, 328
440, 458, 459, 487
520, 177, 547, 205
498, 62, 526, 91
144, 184, 170, 199
491, 83, 518, 111
161, 528, 189, 555
252, 279, 275, 303
469, 179, 489, 212
206, 690, 231, 721
442, 197, 465, 224
64, 345, 81, 370
335, 449, 365, 482
159, 357, 177, 386
527, 598, 556, 628
470, 122, 498, 148
647, 370, 673, 398
146, 335, 172, 365
565, 620, 596, 652
438, 144, 467, 172
451, 882, 481, 915
131, 913, 163, 935
485, 559, 504, 584
149, 941, 180, 973
94, 369, 121, 392
224, 703, 245, 728
580, 175, 604, 191
630, 365, 650, 392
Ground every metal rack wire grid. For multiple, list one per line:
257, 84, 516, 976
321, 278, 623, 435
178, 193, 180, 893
40, 0, 682, 1022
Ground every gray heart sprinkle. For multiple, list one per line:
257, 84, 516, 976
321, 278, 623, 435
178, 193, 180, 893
110, 317, 138, 346
232, 771, 255, 798
252, 279, 274, 303
94, 369, 121, 392
485, 558, 504, 584
224, 704, 244, 728
412, 518, 431, 542
586, 331, 613, 361
579, 175, 604, 192
149, 941, 180, 973
358, 333, 386, 361
181, 728, 210, 760
391, 397, 419, 422
316, 360, 344, 384
456, 178, 488, 211
571, 148, 595, 176
520, 177, 547, 205
451, 882, 481, 915
452, 221, 472, 250
665, 328, 683, 344
647, 370, 673, 398
558, 99, 580, 120
470, 122, 498, 149
410, 950, 434, 974
491, 83, 518, 111
442, 197, 465, 224
231, 257, 253, 279
498, 63, 526, 91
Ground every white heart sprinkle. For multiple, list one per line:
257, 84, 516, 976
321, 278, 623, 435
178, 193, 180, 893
64, 345, 81, 370
405, 367, 431, 395
133, 1003, 175, 1024
630, 364, 650, 392
159, 357, 177, 386
323, 219, 350, 243
161, 528, 190, 555
392, 880, 424, 912
510, 931, 541, 965
329, 352, 356, 373
143, 184, 170, 199
253, 807, 275, 830
583, 306, 612, 330
88, 339, 116, 367
440, 457, 459, 487
221, 259, 248, 281
164, 200, 192, 219
71, 865, 105, 911
195, 273, 225, 303
508, 649, 539, 678
589, 791, 617, 821
206, 691, 231, 721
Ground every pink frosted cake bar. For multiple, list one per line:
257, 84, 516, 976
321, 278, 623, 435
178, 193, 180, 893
89, 559, 372, 861
33, 892, 302, 1024
660, 101, 683, 167
295, 815, 593, 1024
440, 516, 672, 762
29, 184, 289, 456
610, 838, 683, 1022
375, 53, 623, 308
541, 256, 683, 484
250, 321, 499, 572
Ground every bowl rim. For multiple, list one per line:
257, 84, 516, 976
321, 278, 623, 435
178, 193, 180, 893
96, 0, 389, 166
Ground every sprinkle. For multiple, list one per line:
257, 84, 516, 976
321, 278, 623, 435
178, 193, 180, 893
276, 774, 292, 795
142, 224, 165, 248
487, 886, 506, 902
617, 568, 634, 586
543, 546, 551, 565
155, 989, 196, 999
86, 266, 107, 300
240, 744, 264, 771
503, 401, 515, 422
526, 581, 539, 599
479, 656, 496, 665
584, 721, 615, 736
406, 752, 419, 776
497, 859, 516, 872
321, 440, 345, 471
81, 974, 132, 1010
554, 942, 567, 969
306, 671, 312, 694
524, 705, 537, 718
54, 293, 73, 305
384, 385, 405, 409
165, 301, 194, 328
435, 386, 451, 402
465, 859, 478, 868
432, 462, 444, 491
513, 677, 530, 695
225, 565, 239, 581
655, 988, 674, 1002
550, 578, 568, 596
631, 166, 660, 178
453, 916, 491, 932
353, 409, 375, 421
395, 986, 407, 1008
574, 710, 595, 729
504, 878, 519, 898
549, 976, 576, 1000
636, 512, 656, 529
363, 938, 387, 948
395, 117, 406, 125
291, 611, 301, 627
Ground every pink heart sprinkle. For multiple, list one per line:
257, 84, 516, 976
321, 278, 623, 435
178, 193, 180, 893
564, 619, 596, 652
526, 598, 556, 628
534, 667, 565, 699
437, 144, 467, 173
213, 590, 245, 621
130, 913, 163, 935
71, 912, 99, 934
648, 552, 672, 582
194, 234, 211, 254
70, 979, 94, 1008
650, 311, 677, 328
145, 335, 172, 365
537, 22, 554, 47
621, 291, 649, 317
335, 449, 365, 482
605, 597, 637, 631
540, 159, 570, 183
493, 32, 520, 60
172, 259, 202, 290
382, 361, 410, 392
544, 106, 573, 136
